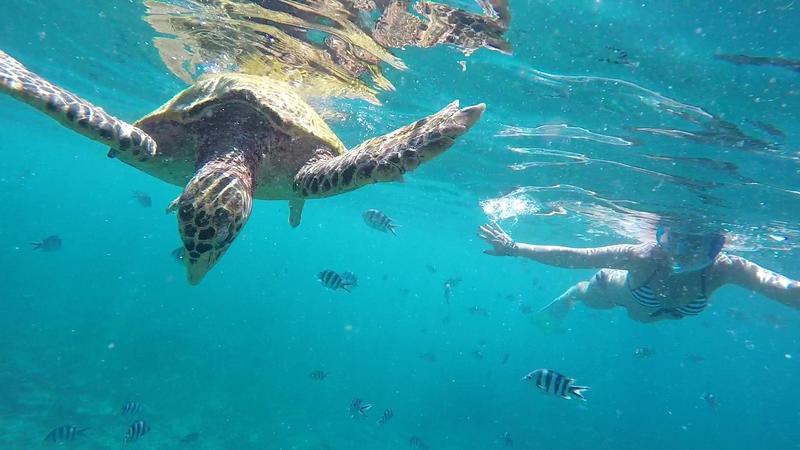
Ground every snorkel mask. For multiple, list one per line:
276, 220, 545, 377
656, 225, 725, 274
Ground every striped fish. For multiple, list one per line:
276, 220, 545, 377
43, 425, 89, 443
309, 369, 328, 381
408, 436, 428, 449
349, 398, 373, 418
376, 407, 394, 425
121, 401, 142, 415
522, 369, 589, 401
362, 209, 399, 236
318, 270, 357, 292
124, 420, 150, 444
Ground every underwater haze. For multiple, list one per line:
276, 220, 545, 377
1, 0, 799, 449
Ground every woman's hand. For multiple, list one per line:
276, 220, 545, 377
478, 223, 517, 256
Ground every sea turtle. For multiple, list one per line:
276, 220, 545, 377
0, 50, 484, 284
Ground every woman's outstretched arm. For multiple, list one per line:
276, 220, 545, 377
718, 254, 800, 308
478, 223, 646, 270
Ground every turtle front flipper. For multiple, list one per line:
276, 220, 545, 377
176, 154, 254, 285
293, 101, 484, 198
0, 50, 156, 162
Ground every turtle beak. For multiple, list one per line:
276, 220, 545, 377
185, 258, 213, 285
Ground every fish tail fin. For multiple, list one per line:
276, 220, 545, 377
341, 272, 358, 287
341, 285, 352, 293
77, 427, 92, 435
569, 385, 590, 401
30, 242, 41, 250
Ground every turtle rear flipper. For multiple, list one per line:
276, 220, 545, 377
0, 50, 156, 162
293, 101, 484, 198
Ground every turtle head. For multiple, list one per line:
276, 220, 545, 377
176, 158, 254, 285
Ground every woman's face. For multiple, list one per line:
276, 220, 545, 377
657, 229, 720, 273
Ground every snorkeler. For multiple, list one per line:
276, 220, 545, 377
478, 222, 800, 322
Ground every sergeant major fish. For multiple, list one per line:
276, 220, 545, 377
522, 369, 589, 401
444, 277, 461, 303
309, 369, 328, 381
377, 407, 394, 425
501, 431, 513, 447
362, 209, 399, 235
124, 420, 150, 445
43, 425, 90, 444
132, 191, 152, 207
318, 270, 357, 292
121, 401, 142, 415
31, 234, 61, 251
349, 398, 373, 418
701, 392, 719, 410
409, 436, 428, 449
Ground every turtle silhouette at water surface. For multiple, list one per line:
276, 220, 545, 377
144, 0, 511, 104
0, 50, 484, 284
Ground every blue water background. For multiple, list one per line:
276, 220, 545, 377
1, 0, 799, 448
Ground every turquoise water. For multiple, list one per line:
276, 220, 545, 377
1, 0, 799, 448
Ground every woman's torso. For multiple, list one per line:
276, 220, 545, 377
591, 245, 726, 322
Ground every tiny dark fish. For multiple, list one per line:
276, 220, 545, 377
180, 432, 201, 444
502, 431, 513, 447
31, 235, 61, 251
362, 209, 399, 235
425, 264, 437, 273
472, 349, 484, 360
318, 270, 357, 292
133, 191, 152, 207
377, 407, 394, 425
686, 354, 705, 364
121, 401, 142, 415
518, 304, 532, 315
349, 398, 373, 418
443, 277, 461, 303
701, 392, 718, 410
124, 420, 150, 444
523, 369, 589, 401
409, 436, 428, 449
633, 347, 655, 358
761, 313, 784, 328
171, 246, 185, 264
420, 352, 437, 362
727, 307, 749, 321
501, 353, 511, 364
468, 306, 489, 317
309, 369, 328, 380
44, 426, 90, 443
747, 119, 786, 140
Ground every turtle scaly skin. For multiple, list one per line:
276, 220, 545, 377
0, 50, 157, 163
0, 51, 484, 284
294, 101, 484, 198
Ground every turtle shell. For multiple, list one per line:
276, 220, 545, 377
137, 73, 346, 155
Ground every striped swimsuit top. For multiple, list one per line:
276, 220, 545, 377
627, 269, 708, 319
